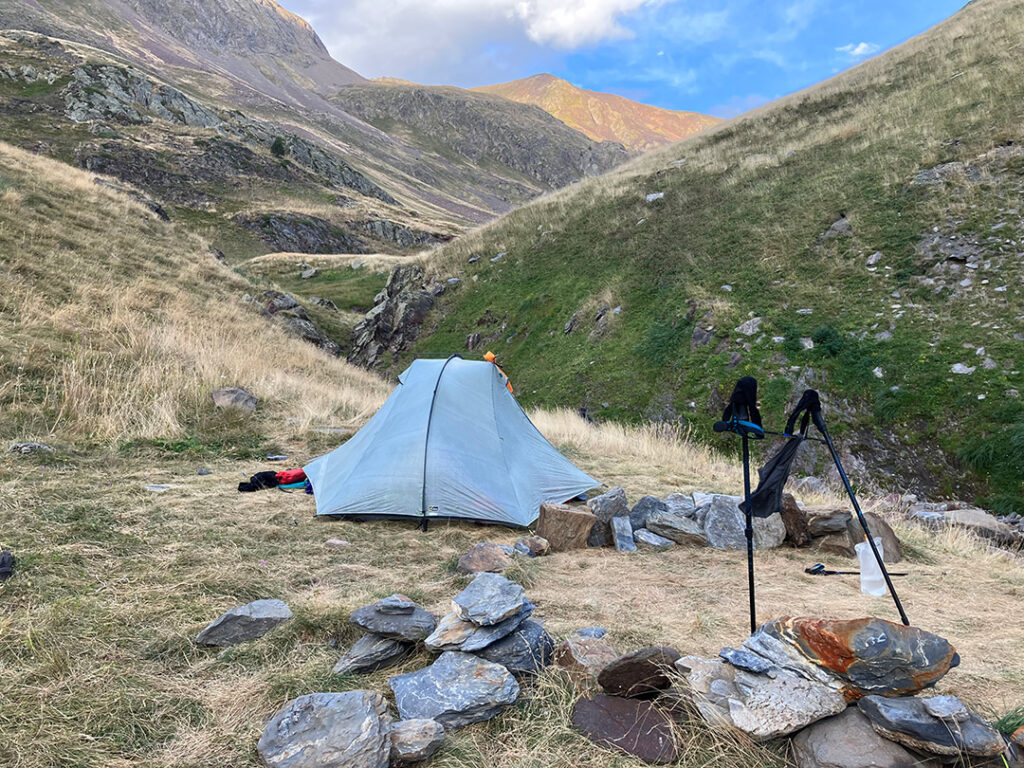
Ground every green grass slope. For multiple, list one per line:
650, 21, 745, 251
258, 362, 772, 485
410, 0, 1024, 511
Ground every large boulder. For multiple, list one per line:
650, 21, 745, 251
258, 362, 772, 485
792, 706, 943, 768
849, 512, 903, 564
476, 619, 554, 676
597, 646, 681, 698
587, 487, 630, 547
703, 495, 786, 550
333, 633, 413, 675
554, 633, 620, 678
633, 529, 676, 550
257, 691, 391, 768
743, 617, 959, 699
535, 502, 595, 552
211, 386, 257, 413
781, 493, 812, 547
943, 506, 1017, 545
629, 496, 667, 531
194, 599, 292, 646
389, 719, 445, 765
611, 516, 637, 552
451, 573, 525, 626
424, 600, 534, 653
350, 594, 436, 641
646, 508, 707, 546
572, 694, 679, 764
389, 651, 520, 729
858, 695, 1006, 759
456, 543, 513, 574
805, 507, 853, 536
676, 654, 846, 741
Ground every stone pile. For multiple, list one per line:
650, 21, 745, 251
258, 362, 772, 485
779, 494, 903, 562
906, 499, 1023, 549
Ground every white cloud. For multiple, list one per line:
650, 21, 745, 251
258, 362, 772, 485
836, 41, 880, 57
512, 0, 674, 48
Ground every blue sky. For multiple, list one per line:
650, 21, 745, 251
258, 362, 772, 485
281, 0, 967, 117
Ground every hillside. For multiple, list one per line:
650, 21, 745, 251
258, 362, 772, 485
372, 0, 1024, 511
474, 74, 723, 152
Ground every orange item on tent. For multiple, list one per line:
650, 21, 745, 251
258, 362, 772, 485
483, 351, 514, 394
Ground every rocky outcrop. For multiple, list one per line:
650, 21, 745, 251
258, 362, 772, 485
234, 211, 367, 254
348, 264, 435, 367
359, 218, 447, 248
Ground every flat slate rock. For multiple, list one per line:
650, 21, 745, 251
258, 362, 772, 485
646, 508, 706, 545
350, 597, 436, 642
704, 494, 786, 550
744, 617, 959, 699
633, 529, 675, 550
389, 719, 445, 765
629, 495, 667, 531
377, 594, 416, 614
195, 599, 292, 647
598, 646, 682, 698
257, 691, 391, 768
476, 619, 554, 676
456, 542, 514, 574
425, 600, 534, 652
389, 651, 519, 729
611, 515, 637, 552
333, 633, 412, 675
793, 706, 944, 768
554, 634, 620, 678
572, 694, 679, 765
858, 695, 1005, 758
451, 572, 525, 626
719, 646, 772, 675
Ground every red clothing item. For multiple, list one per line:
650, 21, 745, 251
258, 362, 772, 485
276, 468, 307, 485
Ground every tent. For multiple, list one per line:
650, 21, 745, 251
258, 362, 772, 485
304, 356, 598, 527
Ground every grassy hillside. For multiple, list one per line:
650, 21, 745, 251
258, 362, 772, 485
409, 0, 1024, 512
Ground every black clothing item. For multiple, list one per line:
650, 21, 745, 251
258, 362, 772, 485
238, 471, 280, 493
0, 550, 14, 581
715, 376, 763, 437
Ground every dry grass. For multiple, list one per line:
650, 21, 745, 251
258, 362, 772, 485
246, 251, 415, 271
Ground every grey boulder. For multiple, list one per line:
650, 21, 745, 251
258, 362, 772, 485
646, 508, 707, 545
333, 633, 412, 675
633, 529, 676, 550
451, 572, 525, 626
629, 496, 667, 530
476, 619, 554, 676
389, 651, 520, 729
350, 595, 436, 641
793, 706, 943, 768
587, 486, 630, 547
194, 599, 292, 646
858, 695, 1006, 758
611, 516, 637, 552
211, 386, 258, 413
257, 691, 391, 768
703, 495, 786, 550
389, 719, 445, 765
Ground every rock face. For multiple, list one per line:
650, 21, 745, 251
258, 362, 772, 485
597, 646, 681, 698
703, 495, 786, 550
677, 654, 846, 741
333, 633, 412, 675
646, 508, 707, 545
571, 694, 679, 764
858, 695, 1006, 758
554, 634, 620, 678
610, 516, 637, 552
389, 651, 520, 729
389, 719, 445, 765
194, 599, 292, 646
587, 486, 630, 547
350, 595, 436, 641
235, 211, 367, 254
349, 264, 435, 368
476, 619, 554, 676
535, 502, 595, 552
451, 572, 525, 626
424, 600, 534, 653
257, 691, 391, 768
792, 706, 943, 768
456, 542, 513, 574
629, 496, 667, 531
633, 529, 676, 550
743, 617, 959, 700
211, 386, 258, 413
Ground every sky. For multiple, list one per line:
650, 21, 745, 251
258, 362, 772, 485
279, 0, 967, 117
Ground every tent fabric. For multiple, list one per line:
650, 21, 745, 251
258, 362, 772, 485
303, 357, 598, 527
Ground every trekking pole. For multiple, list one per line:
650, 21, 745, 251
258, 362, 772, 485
742, 431, 757, 634
813, 414, 910, 626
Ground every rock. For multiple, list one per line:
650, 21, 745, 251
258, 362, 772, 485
597, 646, 681, 698
389, 719, 445, 765
781, 493, 812, 547
194, 599, 292, 646
535, 502, 595, 552
573, 626, 607, 639
646, 508, 707, 545
858, 695, 1005, 758
806, 507, 853, 536
587, 486, 630, 547
9, 441, 54, 454
554, 634, 620, 678
719, 647, 773, 675
325, 538, 353, 550
645, 192, 665, 202
816, 532, 856, 558
456, 542, 513, 574
736, 317, 763, 336
309, 296, 339, 311
350, 596, 436, 641
211, 386, 257, 413
476, 619, 554, 676
792, 706, 943, 768
257, 691, 390, 768
845, 512, 903, 564
629, 495, 667, 531
196, 467, 212, 476
743, 617, 959, 699
280, 315, 342, 357
676, 654, 846, 741
424, 600, 533, 652
610, 516, 637, 552
633, 529, 676, 550
389, 651, 519, 729
333, 633, 413, 675
951, 363, 976, 374
664, 493, 697, 518
145, 484, 171, 493
301, 267, 320, 279
944, 507, 1017, 545
571, 694, 679, 764
703, 495, 786, 550
822, 216, 852, 239
866, 251, 883, 266
513, 536, 549, 557
348, 264, 435, 368
452, 572, 525, 626
922, 695, 969, 722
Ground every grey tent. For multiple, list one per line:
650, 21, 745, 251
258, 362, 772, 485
304, 356, 598, 527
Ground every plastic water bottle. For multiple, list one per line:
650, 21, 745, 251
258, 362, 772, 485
855, 537, 887, 596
